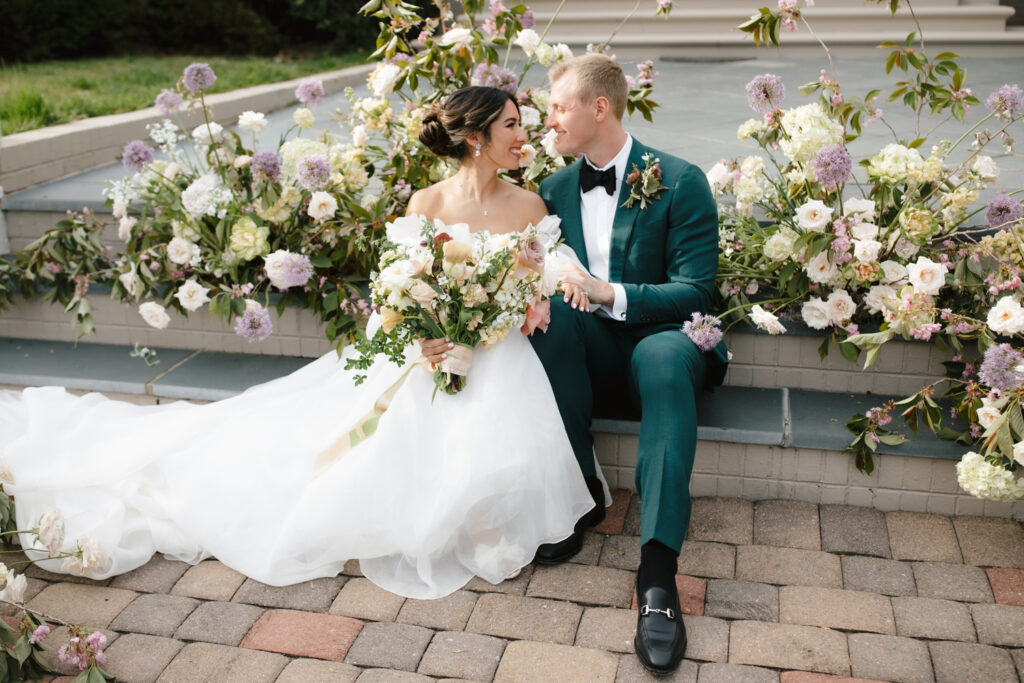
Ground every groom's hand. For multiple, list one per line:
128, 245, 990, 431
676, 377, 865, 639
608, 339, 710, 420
418, 337, 454, 364
559, 264, 614, 308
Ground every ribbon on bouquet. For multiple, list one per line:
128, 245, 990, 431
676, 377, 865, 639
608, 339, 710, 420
312, 358, 424, 474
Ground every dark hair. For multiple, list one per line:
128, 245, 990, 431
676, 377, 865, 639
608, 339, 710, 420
419, 86, 519, 159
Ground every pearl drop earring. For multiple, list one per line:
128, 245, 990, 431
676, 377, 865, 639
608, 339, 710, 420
475, 143, 482, 157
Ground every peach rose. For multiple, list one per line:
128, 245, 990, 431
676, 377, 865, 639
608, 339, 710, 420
517, 236, 546, 274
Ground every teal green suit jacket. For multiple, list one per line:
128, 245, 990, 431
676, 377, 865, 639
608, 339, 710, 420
538, 139, 728, 387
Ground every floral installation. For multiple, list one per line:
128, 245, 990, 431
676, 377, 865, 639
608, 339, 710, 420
621, 152, 669, 210
711, 0, 1024, 496
346, 213, 566, 395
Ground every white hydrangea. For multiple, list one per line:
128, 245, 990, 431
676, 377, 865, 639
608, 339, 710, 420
778, 103, 844, 163
866, 143, 924, 184
181, 173, 231, 219
369, 62, 402, 97
734, 156, 771, 204
956, 452, 1024, 501
737, 117, 768, 140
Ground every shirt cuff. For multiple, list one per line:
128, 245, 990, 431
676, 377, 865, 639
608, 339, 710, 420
609, 283, 627, 321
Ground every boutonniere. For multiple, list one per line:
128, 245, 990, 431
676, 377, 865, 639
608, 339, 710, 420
621, 152, 669, 210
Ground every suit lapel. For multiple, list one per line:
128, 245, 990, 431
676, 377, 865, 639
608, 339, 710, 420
555, 160, 589, 271
608, 140, 647, 283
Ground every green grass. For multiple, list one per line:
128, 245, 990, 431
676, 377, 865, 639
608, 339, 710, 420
0, 53, 369, 135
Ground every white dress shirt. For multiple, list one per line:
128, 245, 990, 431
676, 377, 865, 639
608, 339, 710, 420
580, 135, 631, 321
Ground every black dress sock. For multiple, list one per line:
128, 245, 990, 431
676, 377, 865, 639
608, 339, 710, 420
637, 540, 678, 595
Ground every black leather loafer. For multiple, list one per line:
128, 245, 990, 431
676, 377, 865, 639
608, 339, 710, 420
534, 476, 605, 564
634, 584, 687, 674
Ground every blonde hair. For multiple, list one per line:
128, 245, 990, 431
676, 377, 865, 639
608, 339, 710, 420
548, 54, 628, 119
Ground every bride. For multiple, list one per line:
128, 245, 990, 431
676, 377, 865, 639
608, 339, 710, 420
0, 86, 606, 600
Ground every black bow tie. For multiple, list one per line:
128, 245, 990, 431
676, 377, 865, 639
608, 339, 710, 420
580, 163, 616, 196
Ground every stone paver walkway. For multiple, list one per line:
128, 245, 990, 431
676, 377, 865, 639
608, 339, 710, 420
11, 494, 1024, 682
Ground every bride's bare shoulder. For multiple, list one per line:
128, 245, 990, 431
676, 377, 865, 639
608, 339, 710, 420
501, 182, 548, 224
406, 183, 447, 217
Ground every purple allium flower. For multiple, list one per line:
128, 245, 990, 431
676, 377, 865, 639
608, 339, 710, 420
985, 84, 1023, 118
183, 62, 217, 94
28, 625, 51, 645
295, 77, 325, 108
746, 73, 785, 114
155, 89, 183, 116
521, 9, 535, 28
296, 154, 331, 190
986, 194, 1023, 229
266, 251, 314, 288
234, 302, 273, 342
979, 343, 1024, 391
681, 312, 723, 351
811, 144, 853, 190
121, 140, 153, 173
471, 63, 519, 94
251, 151, 281, 182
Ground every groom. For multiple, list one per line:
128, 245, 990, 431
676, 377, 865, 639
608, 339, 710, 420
529, 53, 727, 674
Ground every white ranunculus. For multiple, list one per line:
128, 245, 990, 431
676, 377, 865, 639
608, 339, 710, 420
826, 289, 857, 323
307, 191, 339, 223
843, 197, 876, 218
864, 284, 899, 314
801, 297, 832, 330
705, 162, 731, 195
37, 510, 65, 556
191, 121, 223, 146
518, 143, 538, 168
118, 215, 138, 241
880, 260, 908, 285
763, 228, 798, 261
853, 239, 883, 263
139, 302, 170, 329
750, 304, 786, 335
238, 111, 267, 133
118, 271, 140, 298
174, 279, 211, 312
351, 124, 369, 148
906, 256, 945, 296
513, 28, 541, 56
166, 237, 195, 265
795, 199, 834, 232
519, 105, 541, 129
987, 296, 1024, 335
805, 250, 838, 284
971, 155, 999, 181
850, 222, 879, 241
369, 62, 402, 97
439, 27, 474, 49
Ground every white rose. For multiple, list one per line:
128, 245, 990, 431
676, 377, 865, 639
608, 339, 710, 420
166, 237, 195, 265
853, 239, 883, 263
805, 250, 838, 284
864, 284, 899, 314
843, 197, 876, 218
978, 397, 1003, 430
191, 121, 223, 146
118, 271, 140, 298
987, 296, 1024, 335
705, 162, 731, 195
737, 118, 768, 140
826, 289, 857, 323
139, 302, 170, 329
369, 62, 402, 97
880, 260, 908, 285
906, 256, 945, 296
802, 297, 832, 330
971, 155, 999, 181
750, 305, 786, 335
174, 279, 211, 312
513, 28, 541, 56
850, 222, 879, 241
893, 236, 920, 260
519, 105, 541, 129
37, 511, 65, 556
118, 215, 137, 241
307, 191, 338, 223
519, 143, 538, 168
796, 199, 834, 232
763, 228, 798, 261
351, 124, 369, 148
238, 111, 267, 133
439, 27, 474, 49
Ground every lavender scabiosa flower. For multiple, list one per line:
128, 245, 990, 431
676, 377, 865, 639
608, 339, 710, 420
251, 151, 281, 182
985, 84, 1023, 118
521, 9, 535, 28
811, 144, 852, 190
234, 301, 273, 342
155, 89, 183, 116
979, 343, 1024, 391
121, 140, 153, 173
295, 77, 325, 108
183, 62, 216, 94
986, 195, 1023, 229
471, 63, 519, 94
681, 312, 723, 351
296, 155, 331, 190
746, 73, 785, 114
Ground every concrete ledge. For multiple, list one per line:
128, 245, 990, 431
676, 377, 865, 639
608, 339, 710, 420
0, 63, 373, 194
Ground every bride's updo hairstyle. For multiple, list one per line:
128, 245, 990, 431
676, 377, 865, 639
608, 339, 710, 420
419, 86, 518, 159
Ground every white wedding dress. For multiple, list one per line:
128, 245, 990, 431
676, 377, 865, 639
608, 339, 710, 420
0, 217, 600, 599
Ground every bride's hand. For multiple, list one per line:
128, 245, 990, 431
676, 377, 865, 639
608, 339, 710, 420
418, 337, 453, 364
560, 282, 591, 313
560, 263, 614, 308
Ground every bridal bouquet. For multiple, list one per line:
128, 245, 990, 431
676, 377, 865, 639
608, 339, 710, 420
346, 214, 562, 395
